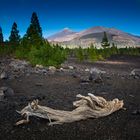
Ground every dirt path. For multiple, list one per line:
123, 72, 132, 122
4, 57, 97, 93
0, 55, 140, 140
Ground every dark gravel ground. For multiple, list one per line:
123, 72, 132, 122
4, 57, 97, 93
0, 55, 140, 140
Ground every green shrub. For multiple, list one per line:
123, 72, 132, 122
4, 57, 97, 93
76, 47, 84, 61
67, 45, 140, 62
23, 43, 67, 67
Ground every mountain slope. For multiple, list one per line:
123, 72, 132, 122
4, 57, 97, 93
48, 28, 77, 42
47, 26, 140, 48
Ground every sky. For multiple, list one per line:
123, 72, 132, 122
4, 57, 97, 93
0, 0, 140, 40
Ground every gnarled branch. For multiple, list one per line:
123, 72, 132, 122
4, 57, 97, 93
16, 93, 124, 126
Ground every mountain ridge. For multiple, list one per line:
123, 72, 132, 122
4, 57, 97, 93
47, 26, 140, 48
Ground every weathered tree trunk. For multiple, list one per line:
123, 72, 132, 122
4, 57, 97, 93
16, 93, 124, 126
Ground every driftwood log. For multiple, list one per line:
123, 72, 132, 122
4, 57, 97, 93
16, 93, 124, 126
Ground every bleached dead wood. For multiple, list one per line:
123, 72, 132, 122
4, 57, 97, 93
16, 93, 124, 126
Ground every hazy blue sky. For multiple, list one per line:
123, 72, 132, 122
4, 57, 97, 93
0, 0, 140, 40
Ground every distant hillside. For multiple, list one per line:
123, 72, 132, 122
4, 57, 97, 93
47, 28, 77, 42
47, 26, 140, 48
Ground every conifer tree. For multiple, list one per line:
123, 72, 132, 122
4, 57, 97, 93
0, 27, 4, 43
26, 12, 43, 42
31, 12, 42, 37
101, 32, 110, 48
76, 46, 84, 61
9, 22, 20, 45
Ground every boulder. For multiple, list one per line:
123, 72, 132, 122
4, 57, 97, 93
0, 71, 8, 79
35, 83, 43, 86
90, 68, 106, 75
89, 72, 99, 81
49, 66, 56, 72
85, 68, 90, 72
132, 110, 140, 115
89, 68, 105, 82
0, 87, 14, 97
80, 76, 90, 83
0, 90, 4, 101
10, 59, 29, 71
72, 73, 78, 78
68, 66, 74, 70
36, 64, 44, 69
130, 69, 140, 77
60, 68, 64, 72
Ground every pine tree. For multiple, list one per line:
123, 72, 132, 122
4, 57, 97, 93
31, 12, 42, 37
0, 27, 4, 43
9, 22, 20, 45
101, 32, 110, 48
26, 12, 42, 39
76, 46, 84, 61
112, 42, 115, 47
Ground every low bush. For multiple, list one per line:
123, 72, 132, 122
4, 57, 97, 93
14, 42, 67, 67
69, 45, 140, 62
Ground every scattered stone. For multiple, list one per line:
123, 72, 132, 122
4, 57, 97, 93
85, 68, 90, 72
68, 66, 74, 70
29, 95, 45, 101
49, 66, 56, 72
134, 76, 139, 79
80, 76, 90, 83
36, 64, 44, 69
60, 68, 64, 72
130, 69, 140, 77
39, 128, 45, 132
89, 68, 105, 83
10, 59, 29, 70
0, 91, 4, 101
10, 130, 15, 134
90, 68, 106, 75
89, 74, 93, 81
121, 76, 125, 80
80, 82, 89, 85
19, 96, 27, 102
0, 71, 8, 79
106, 75, 111, 79
94, 78, 103, 83
35, 83, 43, 86
27, 128, 31, 131
26, 73, 30, 77
129, 94, 135, 98
42, 69, 48, 73
89, 72, 100, 82
99, 92, 108, 95
34, 66, 48, 74
60, 65, 68, 69
72, 73, 78, 78
0, 87, 14, 97
132, 110, 140, 115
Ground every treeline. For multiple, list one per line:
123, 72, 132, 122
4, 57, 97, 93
67, 44, 140, 62
0, 12, 140, 66
0, 12, 67, 66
